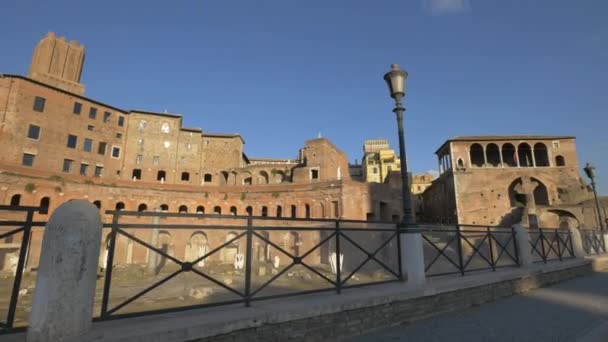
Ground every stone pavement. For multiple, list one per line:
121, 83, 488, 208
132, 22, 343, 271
349, 270, 608, 342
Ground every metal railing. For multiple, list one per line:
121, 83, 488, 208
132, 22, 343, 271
529, 228, 574, 263
97, 210, 403, 320
409, 225, 520, 277
0, 205, 46, 334
580, 229, 606, 255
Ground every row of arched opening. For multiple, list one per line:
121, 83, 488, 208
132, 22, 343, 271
468, 142, 565, 168
112, 202, 313, 219
8, 194, 50, 213
220, 169, 288, 186
131, 170, 214, 183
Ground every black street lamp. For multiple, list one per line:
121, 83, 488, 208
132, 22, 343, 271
384, 64, 415, 226
584, 162, 605, 231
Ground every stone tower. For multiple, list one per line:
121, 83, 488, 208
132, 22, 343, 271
28, 32, 85, 95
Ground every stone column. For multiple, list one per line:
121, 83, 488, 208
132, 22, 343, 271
400, 231, 426, 285
569, 227, 586, 258
603, 233, 608, 254
513, 224, 533, 266
27, 200, 102, 342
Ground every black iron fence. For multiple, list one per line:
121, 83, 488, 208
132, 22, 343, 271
411, 225, 520, 277
528, 228, 574, 263
0, 204, 602, 334
97, 210, 402, 320
580, 229, 606, 255
0, 205, 46, 334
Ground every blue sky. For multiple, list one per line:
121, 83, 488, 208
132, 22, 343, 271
2, 0, 607, 193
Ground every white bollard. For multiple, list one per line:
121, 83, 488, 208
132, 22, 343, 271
513, 224, 533, 266
400, 232, 426, 285
569, 228, 586, 258
27, 200, 102, 342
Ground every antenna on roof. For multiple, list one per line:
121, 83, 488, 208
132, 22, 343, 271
317, 132, 322, 138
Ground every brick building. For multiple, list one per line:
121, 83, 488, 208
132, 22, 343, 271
0, 33, 404, 271
422, 136, 606, 229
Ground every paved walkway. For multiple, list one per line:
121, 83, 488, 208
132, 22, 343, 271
350, 271, 608, 342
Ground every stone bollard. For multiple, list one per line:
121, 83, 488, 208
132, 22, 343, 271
27, 200, 102, 342
569, 228, 586, 258
400, 230, 426, 285
513, 224, 533, 266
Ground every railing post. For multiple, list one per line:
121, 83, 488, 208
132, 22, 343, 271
6, 208, 35, 330
487, 227, 496, 271
244, 217, 253, 307
539, 229, 547, 263
400, 226, 426, 285
456, 225, 465, 276
335, 220, 341, 294
100, 212, 119, 318
27, 200, 102, 342
569, 227, 585, 258
513, 224, 532, 266
511, 226, 520, 266
602, 231, 608, 254
396, 223, 404, 281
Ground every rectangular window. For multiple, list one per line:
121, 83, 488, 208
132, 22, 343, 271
94, 166, 103, 177
116, 133, 122, 139
118, 116, 125, 127
62, 159, 73, 173
80, 163, 88, 176
311, 169, 319, 179
89, 107, 97, 119
111, 146, 121, 158
73, 102, 82, 114
84, 138, 93, 152
103, 112, 111, 123
67, 134, 78, 148
27, 125, 41, 140
132, 169, 142, 180
22, 153, 35, 167
552, 141, 560, 149
87, 125, 94, 131
136, 155, 143, 164
98, 142, 107, 155
33, 96, 45, 112
153, 156, 159, 165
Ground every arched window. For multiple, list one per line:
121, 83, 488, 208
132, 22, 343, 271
533, 143, 549, 167
276, 205, 282, 218
138, 203, 148, 212
291, 205, 297, 218
213, 206, 222, 215
157, 170, 166, 181
261, 206, 268, 217
246, 206, 253, 216
196, 205, 205, 214
230, 206, 237, 215
258, 171, 269, 185
508, 178, 527, 207
220, 171, 229, 185
486, 143, 500, 167
115, 202, 125, 211
469, 143, 485, 167
456, 158, 465, 169
501, 143, 517, 167
518, 143, 533, 167
243, 176, 253, 185
305, 204, 311, 219
532, 178, 549, 206
179, 205, 188, 213
93, 200, 101, 209
39, 197, 50, 209
160, 204, 169, 211
204, 174, 212, 183
10, 194, 21, 206
555, 155, 565, 167
181, 172, 190, 181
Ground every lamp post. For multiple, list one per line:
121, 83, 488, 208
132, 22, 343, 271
384, 64, 415, 227
584, 162, 605, 231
